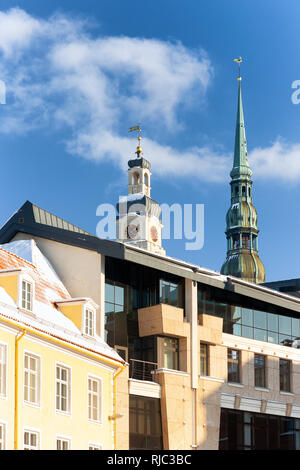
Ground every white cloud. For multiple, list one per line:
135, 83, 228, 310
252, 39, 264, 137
0, 8, 297, 184
249, 138, 300, 182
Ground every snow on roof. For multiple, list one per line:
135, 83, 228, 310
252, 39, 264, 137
119, 193, 144, 203
0, 240, 124, 365
0, 240, 66, 289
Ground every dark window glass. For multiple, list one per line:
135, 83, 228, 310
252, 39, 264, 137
227, 349, 240, 383
254, 354, 266, 388
159, 280, 183, 308
280, 359, 291, 392
200, 343, 209, 376
129, 396, 163, 450
220, 409, 300, 450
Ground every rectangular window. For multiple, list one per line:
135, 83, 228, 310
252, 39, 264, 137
254, 354, 267, 388
22, 280, 33, 311
159, 280, 182, 307
280, 359, 291, 392
84, 309, 95, 336
162, 337, 179, 370
56, 365, 70, 413
88, 376, 101, 422
0, 344, 7, 397
57, 437, 71, 450
129, 395, 163, 450
89, 443, 103, 450
24, 430, 39, 450
24, 353, 40, 405
227, 349, 240, 383
200, 343, 209, 376
0, 423, 5, 449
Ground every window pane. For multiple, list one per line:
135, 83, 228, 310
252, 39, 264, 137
280, 359, 291, 392
253, 310, 266, 330
279, 316, 292, 336
292, 318, 300, 338
267, 331, 278, 344
115, 286, 124, 306
242, 309, 253, 327
254, 329, 267, 342
241, 325, 253, 339
254, 354, 266, 388
268, 313, 278, 332
105, 283, 114, 303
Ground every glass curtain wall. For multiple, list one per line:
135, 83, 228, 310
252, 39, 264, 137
219, 408, 300, 450
105, 257, 184, 370
198, 283, 300, 347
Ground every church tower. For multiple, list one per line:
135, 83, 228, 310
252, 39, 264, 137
116, 127, 165, 255
221, 59, 265, 283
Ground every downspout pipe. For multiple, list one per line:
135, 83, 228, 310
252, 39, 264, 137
14, 329, 26, 450
113, 365, 126, 450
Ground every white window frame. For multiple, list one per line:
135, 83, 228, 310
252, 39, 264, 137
56, 435, 71, 450
87, 374, 103, 424
0, 422, 6, 449
0, 342, 7, 398
23, 428, 40, 450
55, 363, 71, 415
83, 307, 96, 337
18, 272, 35, 314
23, 351, 41, 407
88, 442, 103, 450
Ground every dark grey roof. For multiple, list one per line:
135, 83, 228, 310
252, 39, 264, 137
0, 201, 125, 259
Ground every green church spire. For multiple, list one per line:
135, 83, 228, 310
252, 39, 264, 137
231, 77, 252, 180
221, 59, 266, 284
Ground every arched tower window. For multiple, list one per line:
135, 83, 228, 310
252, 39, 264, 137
242, 186, 246, 196
144, 173, 149, 186
232, 234, 240, 250
235, 186, 239, 196
133, 172, 140, 185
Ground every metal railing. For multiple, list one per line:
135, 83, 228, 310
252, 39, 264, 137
130, 359, 158, 382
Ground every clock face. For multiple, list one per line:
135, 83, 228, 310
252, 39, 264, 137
126, 224, 139, 240
151, 226, 158, 243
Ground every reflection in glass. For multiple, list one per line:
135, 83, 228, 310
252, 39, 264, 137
279, 316, 292, 336
231, 306, 242, 324
254, 329, 267, 342
241, 325, 253, 339
267, 331, 278, 344
254, 310, 266, 330
267, 313, 278, 332
105, 283, 114, 303
242, 309, 253, 327
292, 318, 300, 338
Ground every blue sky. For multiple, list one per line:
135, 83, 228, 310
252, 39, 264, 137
0, 0, 300, 281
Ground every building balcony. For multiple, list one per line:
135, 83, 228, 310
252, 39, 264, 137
137, 303, 189, 338
130, 359, 158, 382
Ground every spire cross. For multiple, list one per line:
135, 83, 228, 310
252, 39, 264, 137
129, 123, 142, 157
234, 56, 242, 81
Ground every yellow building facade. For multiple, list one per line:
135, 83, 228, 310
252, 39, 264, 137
0, 241, 127, 450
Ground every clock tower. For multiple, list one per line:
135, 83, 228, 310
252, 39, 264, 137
116, 127, 165, 255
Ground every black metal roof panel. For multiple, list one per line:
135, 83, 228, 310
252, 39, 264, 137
0, 201, 125, 259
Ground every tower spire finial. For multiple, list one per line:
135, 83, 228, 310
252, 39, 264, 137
129, 123, 142, 157
234, 56, 242, 81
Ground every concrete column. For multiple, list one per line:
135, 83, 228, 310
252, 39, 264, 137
185, 278, 198, 389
